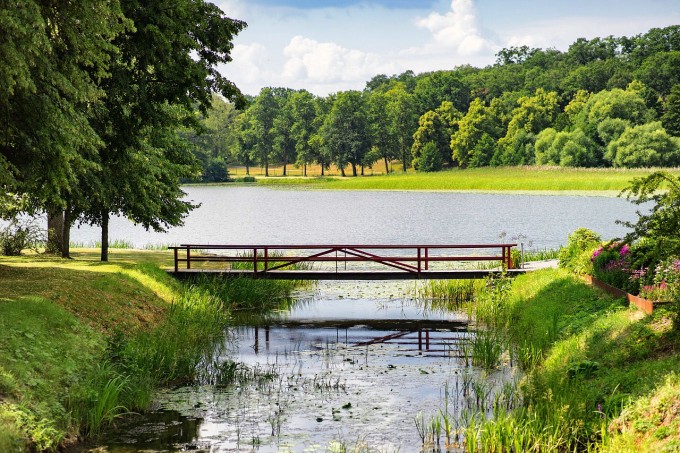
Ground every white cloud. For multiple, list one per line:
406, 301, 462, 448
415, 0, 496, 55
282, 36, 397, 86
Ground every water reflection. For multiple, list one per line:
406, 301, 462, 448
80, 281, 519, 452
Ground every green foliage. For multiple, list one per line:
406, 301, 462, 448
662, 84, 680, 136
412, 101, 459, 170
413, 142, 443, 172
558, 227, 601, 274
0, 218, 44, 256
322, 90, 370, 176
607, 122, 680, 167
201, 158, 230, 183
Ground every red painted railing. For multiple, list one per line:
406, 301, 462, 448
169, 244, 516, 274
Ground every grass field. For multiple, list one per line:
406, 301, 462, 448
241, 166, 680, 193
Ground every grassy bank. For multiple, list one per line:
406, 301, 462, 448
252, 166, 680, 192
465, 268, 680, 451
0, 249, 297, 451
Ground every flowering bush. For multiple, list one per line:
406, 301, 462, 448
591, 242, 640, 294
640, 257, 680, 301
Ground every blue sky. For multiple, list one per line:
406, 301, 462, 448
215, 0, 680, 96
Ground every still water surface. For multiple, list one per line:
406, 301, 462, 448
71, 186, 638, 249
87, 281, 517, 452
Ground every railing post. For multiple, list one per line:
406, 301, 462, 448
186, 246, 191, 270
253, 248, 258, 274
264, 247, 268, 271
417, 247, 421, 273
174, 247, 178, 273
425, 247, 429, 271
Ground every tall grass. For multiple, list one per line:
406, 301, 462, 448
455, 268, 680, 452
417, 279, 482, 312
71, 269, 302, 435
70, 240, 176, 250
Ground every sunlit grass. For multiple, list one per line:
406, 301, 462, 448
255, 166, 680, 192
463, 268, 680, 451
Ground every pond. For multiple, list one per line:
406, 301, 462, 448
70, 186, 639, 250
80, 280, 519, 452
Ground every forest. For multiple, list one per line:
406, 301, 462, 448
188, 25, 680, 180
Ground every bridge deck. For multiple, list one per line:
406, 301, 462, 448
168, 243, 521, 280
168, 268, 527, 280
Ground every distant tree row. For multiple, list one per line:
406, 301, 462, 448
188, 25, 680, 177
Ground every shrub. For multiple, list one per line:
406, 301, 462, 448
414, 142, 443, 172
558, 228, 601, 274
0, 218, 44, 256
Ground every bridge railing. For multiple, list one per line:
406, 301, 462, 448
168, 244, 517, 274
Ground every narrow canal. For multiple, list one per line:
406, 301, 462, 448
85, 280, 519, 452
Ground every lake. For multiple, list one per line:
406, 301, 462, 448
71, 186, 639, 250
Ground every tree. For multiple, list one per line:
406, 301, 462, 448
83, 0, 247, 261
248, 88, 277, 176
272, 93, 296, 176
289, 90, 318, 176
183, 95, 240, 181
322, 91, 370, 176
451, 98, 503, 167
412, 102, 459, 170
384, 83, 418, 172
413, 71, 470, 114
417, 142, 443, 172
0, 1, 128, 255
497, 88, 559, 164
662, 84, 680, 136
367, 90, 397, 174
232, 109, 257, 175
606, 122, 680, 167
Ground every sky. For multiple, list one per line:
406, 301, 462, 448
214, 0, 680, 97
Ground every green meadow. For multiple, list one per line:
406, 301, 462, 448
254, 166, 680, 192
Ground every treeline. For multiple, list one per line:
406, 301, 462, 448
0, 1, 245, 259
191, 25, 680, 178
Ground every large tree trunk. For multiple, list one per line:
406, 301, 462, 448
101, 209, 109, 262
303, 163, 307, 177
46, 210, 65, 255
321, 164, 325, 176
361, 164, 364, 176
283, 160, 287, 176
61, 209, 72, 259
340, 166, 345, 177
265, 157, 269, 177
402, 151, 408, 172
246, 165, 250, 176
351, 162, 357, 177
384, 157, 389, 174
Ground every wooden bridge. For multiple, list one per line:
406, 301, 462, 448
168, 243, 526, 280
